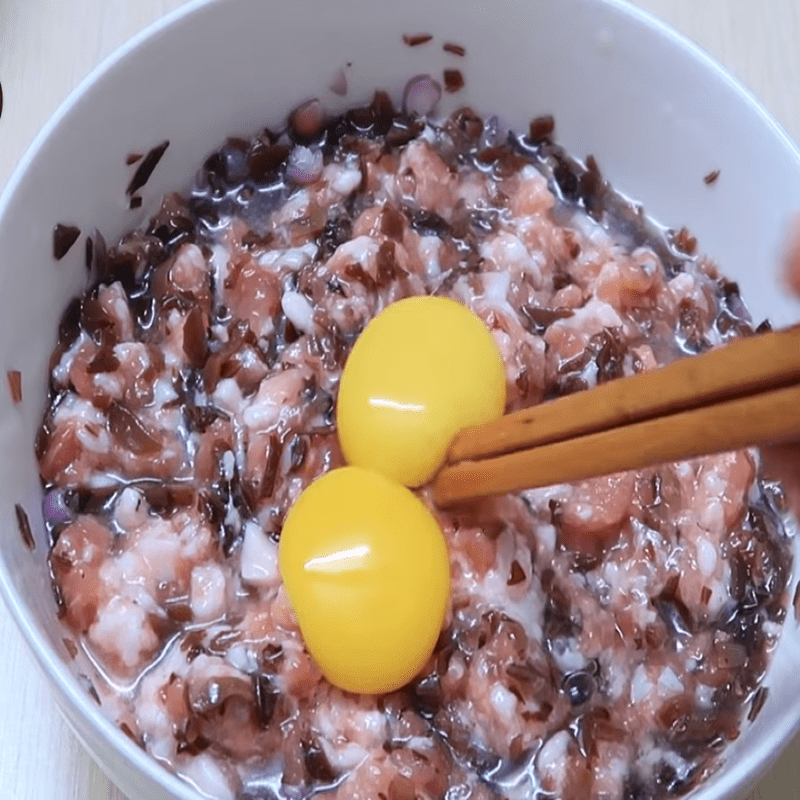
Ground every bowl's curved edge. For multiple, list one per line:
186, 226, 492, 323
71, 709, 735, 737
605, 0, 800, 167
0, 3, 218, 796
588, 9, 800, 798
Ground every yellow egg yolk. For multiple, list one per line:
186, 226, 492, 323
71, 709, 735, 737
278, 466, 450, 694
336, 296, 507, 487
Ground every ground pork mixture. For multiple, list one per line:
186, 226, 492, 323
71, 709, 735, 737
37, 89, 793, 800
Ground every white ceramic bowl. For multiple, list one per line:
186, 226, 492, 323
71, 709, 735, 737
2, 1, 800, 799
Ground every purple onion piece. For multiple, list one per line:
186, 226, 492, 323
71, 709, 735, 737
286, 146, 324, 185
328, 68, 348, 97
403, 74, 442, 118
43, 488, 75, 526
480, 114, 501, 148
289, 98, 325, 139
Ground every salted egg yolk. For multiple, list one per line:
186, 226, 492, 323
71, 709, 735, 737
337, 296, 507, 487
278, 466, 450, 695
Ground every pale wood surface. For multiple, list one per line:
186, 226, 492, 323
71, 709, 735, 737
0, 1, 799, 798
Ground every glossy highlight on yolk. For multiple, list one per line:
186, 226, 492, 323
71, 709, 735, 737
278, 466, 450, 695
337, 296, 507, 487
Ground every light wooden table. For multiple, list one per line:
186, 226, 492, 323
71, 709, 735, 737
1, 2, 799, 799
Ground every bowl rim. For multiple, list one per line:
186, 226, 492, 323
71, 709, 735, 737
1, 0, 799, 798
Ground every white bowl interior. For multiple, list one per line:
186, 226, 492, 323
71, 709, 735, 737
2, 0, 800, 798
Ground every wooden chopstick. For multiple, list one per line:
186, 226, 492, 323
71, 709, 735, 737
447, 325, 800, 463
433, 325, 800, 506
